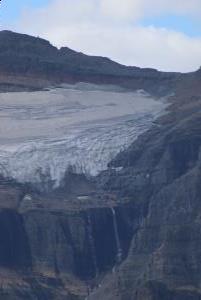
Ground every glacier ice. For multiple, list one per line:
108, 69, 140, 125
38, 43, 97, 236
0, 84, 167, 189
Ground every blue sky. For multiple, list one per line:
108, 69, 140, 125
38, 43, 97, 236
141, 15, 201, 37
1, 0, 200, 37
0, 0, 49, 22
1, 0, 201, 72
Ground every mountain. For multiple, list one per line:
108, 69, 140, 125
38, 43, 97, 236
0, 30, 179, 94
0, 30, 200, 300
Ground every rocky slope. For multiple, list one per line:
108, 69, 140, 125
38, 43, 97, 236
0, 31, 200, 300
0, 30, 179, 95
89, 73, 201, 300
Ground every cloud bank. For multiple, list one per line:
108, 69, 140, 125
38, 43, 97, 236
13, 0, 201, 72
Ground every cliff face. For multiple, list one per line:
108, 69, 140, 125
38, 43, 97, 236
0, 30, 200, 300
89, 80, 201, 300
0, 181, 140, 299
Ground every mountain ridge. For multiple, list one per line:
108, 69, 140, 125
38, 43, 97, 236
0, 30, 181, 95
0, 30, 200, 300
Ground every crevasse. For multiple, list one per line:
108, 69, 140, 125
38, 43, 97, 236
0, 85, 167, 189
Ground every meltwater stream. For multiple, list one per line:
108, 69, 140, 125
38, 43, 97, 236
0, 84, 167, 189
111, 207, 123, 264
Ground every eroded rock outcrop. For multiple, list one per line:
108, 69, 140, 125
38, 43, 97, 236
88, 87, 201, 300
0, 30, 179, 95
0, 178, 140, 299
0, 30, 201, 300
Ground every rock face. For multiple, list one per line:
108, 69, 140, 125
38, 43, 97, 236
0, 30, 179, 95
88, 82, 201, 299
0, 30, 201, 299
0, 181, 139, 299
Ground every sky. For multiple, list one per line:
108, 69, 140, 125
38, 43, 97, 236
1, 0, 201, 72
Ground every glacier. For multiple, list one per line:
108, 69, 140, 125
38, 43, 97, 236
0, 84, 167, 189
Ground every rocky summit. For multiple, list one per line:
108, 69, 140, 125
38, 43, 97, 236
0, 31, 200, 300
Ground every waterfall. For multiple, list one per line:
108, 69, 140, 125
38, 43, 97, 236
86, 212, 98, 278
111, 207, 123, 264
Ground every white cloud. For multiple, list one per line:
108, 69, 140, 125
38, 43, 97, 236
100, 0, 143, 20
11, 0, 201, 72
100, 0, 201, 20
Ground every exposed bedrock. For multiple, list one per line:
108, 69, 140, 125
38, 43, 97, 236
0, 179, 144, 299
0, 210, 31, 269
88, 94, 201, 299
0, 31, 182, 96
0, 30, 201, 300
1, 95, 201, 299
22, 207, 132, 280
1, 103, 201, 299
1, 96, 201, 300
